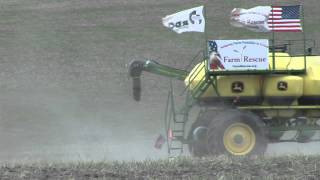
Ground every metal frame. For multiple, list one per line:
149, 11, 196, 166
165, 80, 196, 156
238, 105, 320, 110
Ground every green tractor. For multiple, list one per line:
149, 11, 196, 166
129, 40, 320, 157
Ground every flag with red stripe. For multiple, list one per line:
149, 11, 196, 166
268, 5, 302, 32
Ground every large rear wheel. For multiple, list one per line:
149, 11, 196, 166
187, 117, 210, 156
207, 110, 267, 156
187, 110, 218, 157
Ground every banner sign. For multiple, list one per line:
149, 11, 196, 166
208, 39, 269, 71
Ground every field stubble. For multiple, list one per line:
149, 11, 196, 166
1, 155, 320, 179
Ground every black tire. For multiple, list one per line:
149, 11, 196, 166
207, 110, 267, 156
187, 111, 218, 157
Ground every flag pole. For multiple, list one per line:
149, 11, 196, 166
301, 4, 306, 73
271, 4, 276, 71
203, 1, 209, 71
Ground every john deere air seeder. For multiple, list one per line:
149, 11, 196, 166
129, 5, 320, 156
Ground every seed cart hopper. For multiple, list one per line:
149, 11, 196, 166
128, 7, 320, 157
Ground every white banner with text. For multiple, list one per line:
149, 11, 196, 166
207, 39, 269, 71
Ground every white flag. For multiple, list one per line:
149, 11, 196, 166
230, 6, 271, 32
162, 6, 205, 34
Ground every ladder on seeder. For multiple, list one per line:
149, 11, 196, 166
164, 81, 186, 157
164, 65, 213, 157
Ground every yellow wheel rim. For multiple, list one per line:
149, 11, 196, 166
223, 122, 256, 155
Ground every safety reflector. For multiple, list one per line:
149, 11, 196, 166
168, 129, 174, 140
154, 134, 165, 149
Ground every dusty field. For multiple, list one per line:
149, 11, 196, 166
0, 0, 320, 178
1, 155, 320, 179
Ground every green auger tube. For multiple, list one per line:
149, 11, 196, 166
128, 60, 189, 101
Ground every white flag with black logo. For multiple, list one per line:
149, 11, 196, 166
162, 6, 205, 34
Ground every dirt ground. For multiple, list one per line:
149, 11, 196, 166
0, 0, 319, 166
1, 155, 320, 179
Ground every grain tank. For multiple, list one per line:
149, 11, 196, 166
186, 52, 320, 107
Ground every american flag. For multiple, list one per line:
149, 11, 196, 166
268, 5, 302, 32
208, 40, 218, 55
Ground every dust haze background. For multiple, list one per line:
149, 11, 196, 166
0, 0, 319, 162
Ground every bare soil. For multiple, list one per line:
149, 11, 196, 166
1, 155, 320, 179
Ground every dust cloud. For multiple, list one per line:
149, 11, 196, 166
0, 87, 169, 163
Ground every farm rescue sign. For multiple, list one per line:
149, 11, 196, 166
208, 39, 269, 70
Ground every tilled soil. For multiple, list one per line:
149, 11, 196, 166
1, 155, 320, 179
